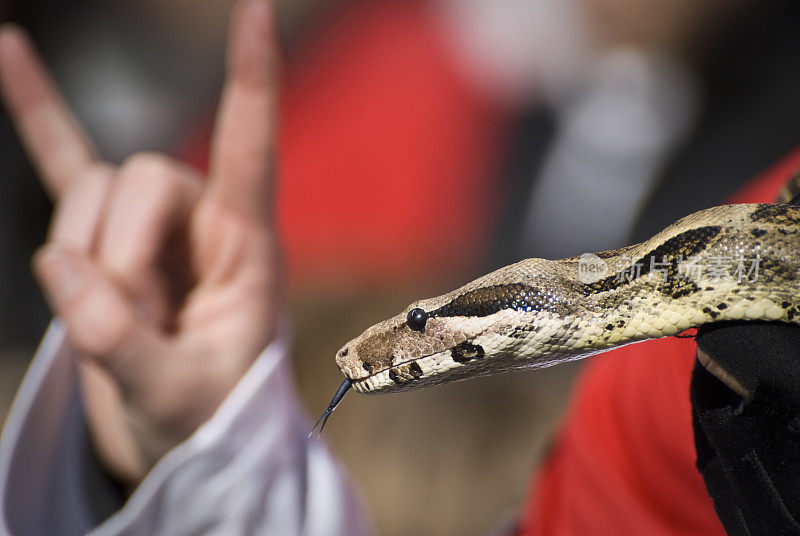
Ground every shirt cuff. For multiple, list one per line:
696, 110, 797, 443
0, 321, 370, 536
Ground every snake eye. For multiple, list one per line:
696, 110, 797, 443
407, 308, 428, 331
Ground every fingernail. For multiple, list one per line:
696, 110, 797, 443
0, 24, 24, 52
0, 25, 26, 69
245, 0, 270, 12
241, 0, 272, 27
0, 23, 21, 37
34, 247, 89, 307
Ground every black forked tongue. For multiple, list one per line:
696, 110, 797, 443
308, 378, 352, 439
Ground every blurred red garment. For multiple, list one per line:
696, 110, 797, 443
182, 0, 511, 287
518, 148, 800, 536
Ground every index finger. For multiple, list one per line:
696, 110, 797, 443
0, 26, 98, 198
207, 0, 277, 221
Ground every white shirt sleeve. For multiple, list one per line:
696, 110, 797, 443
0, 321, 371, 536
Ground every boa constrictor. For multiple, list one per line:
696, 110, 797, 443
313, 182, 800, 429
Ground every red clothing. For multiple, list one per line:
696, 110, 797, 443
519, 148, 800, 535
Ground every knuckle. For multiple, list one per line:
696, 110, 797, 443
117, 153, 196, 204
119, 153, 176, 186
74, 299, 136, 357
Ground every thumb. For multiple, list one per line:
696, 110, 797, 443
33, 245, 165, 394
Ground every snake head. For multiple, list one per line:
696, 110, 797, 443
336, 259, 579, 393
335, 290, 544, 394
335, 297, 501, 394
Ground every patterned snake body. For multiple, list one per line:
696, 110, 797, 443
335, 202, 800, 395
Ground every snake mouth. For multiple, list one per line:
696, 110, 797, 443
351, 338, 494, 393
351, 377, 374, 394
351, 354, 435, 394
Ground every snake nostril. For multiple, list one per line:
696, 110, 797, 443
339, 347, 348, 357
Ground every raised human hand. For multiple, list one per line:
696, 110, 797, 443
0, 0, 279, 484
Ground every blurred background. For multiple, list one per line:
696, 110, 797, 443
2, 0, 800, 534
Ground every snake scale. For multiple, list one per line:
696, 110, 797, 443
312, 181, 800, 428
